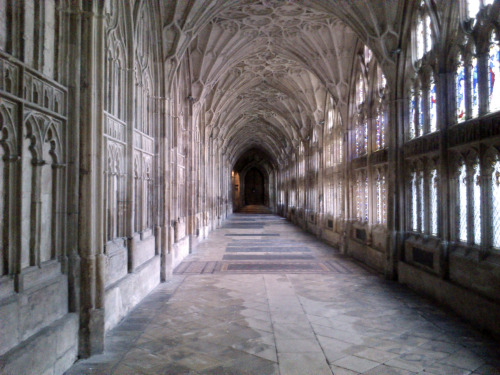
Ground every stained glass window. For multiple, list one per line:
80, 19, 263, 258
430, 169, 438, 235
492, 157, 500, 248
458, 163, 468, 242
429, 80, 437, 132
411, 171, 418, 231
472, 56, 479, 117
409, 92, 416, 139
355, 122, 367, 156
488, 32, 500, 112
473, 161, 481, 245
456, 57, 466, 122
419, 90, 424, 136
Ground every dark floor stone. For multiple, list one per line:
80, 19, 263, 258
225, 263, 324, 271
225, 233, 280, 236
225, 246, 311, 253
223, 254, 315, 260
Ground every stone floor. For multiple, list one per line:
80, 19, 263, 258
65, 208, 500, 375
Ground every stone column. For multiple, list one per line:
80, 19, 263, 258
78, 0, 106, 357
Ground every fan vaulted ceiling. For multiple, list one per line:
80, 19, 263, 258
163, 0, 407, 166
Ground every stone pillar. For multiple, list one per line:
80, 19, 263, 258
77, 0, 106, 357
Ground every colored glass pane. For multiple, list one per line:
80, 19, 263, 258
488, 33, 500, 111
472, 57, 479, 117
456, 60, 466, 122
409, 93, 416, 139
429, 81, 437, 132
376, 110, 385, 150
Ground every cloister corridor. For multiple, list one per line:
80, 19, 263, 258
65, 208, 500, 375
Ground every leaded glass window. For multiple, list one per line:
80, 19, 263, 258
488, 32, 500, 112
458, 163, 468, 242
456, 57, 466, 122
472, 56, 479, 117
419, 90, 424, 136
473, 161, 481, 245
430, 169, 438, 235
429, 80, 437, 132
376, 170, 387, 225
356, 121, 367, 156
424, 14, 432, 54
375, 111, 385, 150
492, 157, 500, 248
409, 92, 416, 139
417, 15, 425, 60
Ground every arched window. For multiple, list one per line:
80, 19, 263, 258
488, 31, 500, 112
415, 2, 432, 61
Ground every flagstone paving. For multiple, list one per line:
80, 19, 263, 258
65, 208, 500, 375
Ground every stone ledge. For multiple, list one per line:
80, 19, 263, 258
104, 255, 160, 332
0, 313, 78, 375
0, 273, 69, 355
398, 261, 500, 338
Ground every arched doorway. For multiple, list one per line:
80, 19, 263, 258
244, 168, 265, 205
